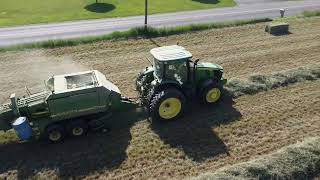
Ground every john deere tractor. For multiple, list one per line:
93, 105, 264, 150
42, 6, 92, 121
136, 45, 227, 121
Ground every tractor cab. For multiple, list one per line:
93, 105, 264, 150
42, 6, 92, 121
136, 45, 227, 121
151, 45, 192, 84
150, 45, 225, 86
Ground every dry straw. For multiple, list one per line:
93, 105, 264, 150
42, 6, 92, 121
225, 65, 320, 98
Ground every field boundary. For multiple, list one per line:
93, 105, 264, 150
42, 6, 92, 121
192, 137, 320, 180
0, 10, 319, 52
0, 18, 271, 52
0, 0, 236, 27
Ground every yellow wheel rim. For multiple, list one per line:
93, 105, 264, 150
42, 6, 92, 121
206, 88, 221, 103
159, 98, 182, 120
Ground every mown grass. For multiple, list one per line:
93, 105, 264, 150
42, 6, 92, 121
0, 0, 235, 27
192, 137, 320, 180
0, 18, 272, 52
226, 65, 320, 97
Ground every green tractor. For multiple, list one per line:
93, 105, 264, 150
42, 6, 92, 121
136, 45, 227, 121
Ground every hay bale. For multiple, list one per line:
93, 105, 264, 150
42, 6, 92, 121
265, 22, 289, 35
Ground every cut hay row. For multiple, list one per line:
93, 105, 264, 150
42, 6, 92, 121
225, 65, 320, 98
192, 136, 320, 180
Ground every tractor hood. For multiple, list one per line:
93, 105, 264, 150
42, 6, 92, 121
197, 62, 223, 71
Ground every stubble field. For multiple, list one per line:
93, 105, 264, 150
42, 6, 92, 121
0, 16, 319, 179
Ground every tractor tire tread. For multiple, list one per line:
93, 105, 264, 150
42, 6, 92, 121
149, 88, 186, 121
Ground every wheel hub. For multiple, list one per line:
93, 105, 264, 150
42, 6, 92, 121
206, 88, 221, 103
159, 98, 182, 120
49, 131, 61, 141
72, 127, 84, 136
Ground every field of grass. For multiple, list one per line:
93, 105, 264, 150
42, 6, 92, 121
0, 0, 235, 27
0, 16, 319, 179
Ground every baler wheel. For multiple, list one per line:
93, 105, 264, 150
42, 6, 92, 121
45, 124, 66, 143
149, 88, 186, 121
67, 120, 88, 137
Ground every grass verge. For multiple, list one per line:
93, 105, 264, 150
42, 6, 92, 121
192, 137, 320, 180
0, 0, 236, 27
273, 10, 320, 23
225, 65, 320, 98
1, 10, 320, 52
302, 10, 320, 17
0, 18, 272, 52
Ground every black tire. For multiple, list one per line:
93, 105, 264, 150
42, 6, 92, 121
146, 85, 155, 105
67, 120, 88, 137
45, 124, 66, 143
149, 88, 186, 121
200, 83, 223, 105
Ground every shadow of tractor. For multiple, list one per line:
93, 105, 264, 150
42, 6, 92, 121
0, 92, 240, 178
84, 3, 116, 13
0, 108, 147, 179
192, 0, 220, 4
151, 91, 241, 162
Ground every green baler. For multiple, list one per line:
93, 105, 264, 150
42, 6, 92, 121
0, 70, 135, 142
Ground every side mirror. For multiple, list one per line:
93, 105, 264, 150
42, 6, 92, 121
194, 59, 200, 65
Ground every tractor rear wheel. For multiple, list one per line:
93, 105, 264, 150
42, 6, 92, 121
45, 124, 66, 143
149, 88, 186, 121
200, 83, 222, 104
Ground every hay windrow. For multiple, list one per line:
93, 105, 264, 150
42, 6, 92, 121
225, 65, 320, 98
192, 137, 320, 180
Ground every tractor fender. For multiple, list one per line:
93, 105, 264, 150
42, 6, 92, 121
198, 79, 220, 95
155, 82, 185, 97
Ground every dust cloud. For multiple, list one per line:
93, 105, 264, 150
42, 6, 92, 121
0, 50, 88, 103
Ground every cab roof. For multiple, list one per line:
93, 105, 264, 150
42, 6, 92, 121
150, 45, 193, 62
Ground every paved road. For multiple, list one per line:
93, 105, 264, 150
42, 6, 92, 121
0, 0, 319, 46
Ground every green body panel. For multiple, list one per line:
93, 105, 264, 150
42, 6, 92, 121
195, 62, 223, 86
47, 87, 104, 120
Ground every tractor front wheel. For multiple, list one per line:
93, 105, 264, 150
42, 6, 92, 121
149, 88, 186, 121
200, 83, 222, 104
